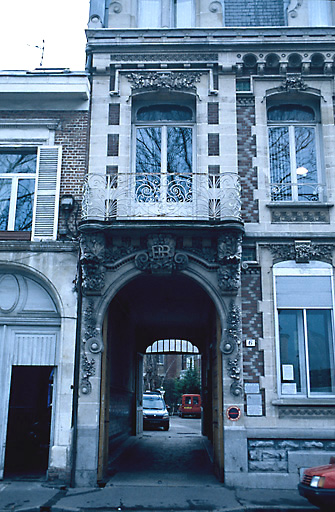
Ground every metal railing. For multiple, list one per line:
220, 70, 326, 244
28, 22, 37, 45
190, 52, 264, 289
82, 172, 242, 222
270, 182, 325, 202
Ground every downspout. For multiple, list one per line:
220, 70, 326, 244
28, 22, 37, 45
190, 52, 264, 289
70, 253, 82, 487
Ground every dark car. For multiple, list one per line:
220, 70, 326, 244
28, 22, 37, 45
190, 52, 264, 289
143, 392, 169, 431
298, 457, 335, 510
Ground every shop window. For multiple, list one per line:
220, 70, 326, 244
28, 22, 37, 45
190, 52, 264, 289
267, 104, 323, 202
274, 261, 335, 397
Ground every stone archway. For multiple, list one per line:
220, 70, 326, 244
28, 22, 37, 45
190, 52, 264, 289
75, 228, 244, 486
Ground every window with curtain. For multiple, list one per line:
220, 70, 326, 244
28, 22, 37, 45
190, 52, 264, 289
274, 262, 335, 397
267, 104, 323, 202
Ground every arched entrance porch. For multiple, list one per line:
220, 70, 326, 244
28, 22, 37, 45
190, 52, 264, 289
75, 228, 244, 487
97, 272, 224, 483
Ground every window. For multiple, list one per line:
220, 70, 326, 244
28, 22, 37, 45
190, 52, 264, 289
138, 0, 194, 27
0, 150, 36, 231
267, 104, 323, 202
308, 0, 334, 26
134, 104, 193, 210
274, 262, 335, 397
0, 146, 61, 240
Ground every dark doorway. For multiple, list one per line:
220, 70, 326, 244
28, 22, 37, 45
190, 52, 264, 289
4, 366, 54, 478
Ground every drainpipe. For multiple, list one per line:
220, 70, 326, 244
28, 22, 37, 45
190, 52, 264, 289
70, 254, 82, 487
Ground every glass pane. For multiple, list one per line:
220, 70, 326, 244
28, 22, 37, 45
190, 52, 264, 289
268, 105, 315, 122
0, 179, 11, 229
295, 127, 319, 201
306, 310, 334, 393
138, 0, 161, 27
136, 127, 161, 202
15, 179, 35, 231
175, 0, 194, 27
278, 310, 303, 393
167, 127, 192, 202
268, 127, 292, 201
0, 152, 37, 174
137, 105, 193, 122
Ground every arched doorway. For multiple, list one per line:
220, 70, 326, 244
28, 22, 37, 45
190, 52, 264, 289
0, 272, 60, 479
97, 273, 224, 482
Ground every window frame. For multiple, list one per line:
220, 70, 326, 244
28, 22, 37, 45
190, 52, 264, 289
132, 103, 196, 205
273, 262, 335, 399
0, 148, 37, 232
267, 104, 324, 203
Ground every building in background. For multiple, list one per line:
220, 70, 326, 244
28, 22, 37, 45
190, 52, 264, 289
1, 0, 335, 490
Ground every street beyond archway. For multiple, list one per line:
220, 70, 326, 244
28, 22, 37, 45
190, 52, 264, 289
107, 417, 218, 486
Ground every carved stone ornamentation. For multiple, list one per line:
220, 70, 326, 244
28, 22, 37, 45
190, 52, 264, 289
80, 353, 96, 395
217, 233, 242, 293
279, 74, 308, 93
295, 240, 311, 263
110, 1, 122, 13
221, 300, 241, 355
80, 234, 106, 293
287, 0, 303, 19
268, 242, 334, 264
126, 71, 202, 92
135, 234, 188, 274
218, 263, 241, 293
209, 1, 222, 13
222, 300, 243, 397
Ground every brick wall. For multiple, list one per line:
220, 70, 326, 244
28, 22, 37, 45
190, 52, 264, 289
0, 110, 89, 238
236, 97, 259, 223
225, 0, 285, 27
241, 268, 264, 383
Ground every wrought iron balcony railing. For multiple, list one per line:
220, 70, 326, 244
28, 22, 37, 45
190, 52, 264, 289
270, 182, 326, 202
81, 172, 242, 222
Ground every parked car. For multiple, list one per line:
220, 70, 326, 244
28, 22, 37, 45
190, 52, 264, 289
178, 394, 202, 418
298, 457, 335, 510
143, 392, 169, 430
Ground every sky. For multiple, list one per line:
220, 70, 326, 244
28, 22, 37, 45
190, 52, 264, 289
0, 0, 90, 71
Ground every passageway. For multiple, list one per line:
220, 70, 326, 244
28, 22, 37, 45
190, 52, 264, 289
107, 417, 217, 486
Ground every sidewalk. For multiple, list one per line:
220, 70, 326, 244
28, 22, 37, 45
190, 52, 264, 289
0, 479, 318, 512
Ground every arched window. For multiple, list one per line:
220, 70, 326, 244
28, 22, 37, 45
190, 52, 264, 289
134, 104, 194, 210
274, 261, 335, 397
267, 104, 323, 202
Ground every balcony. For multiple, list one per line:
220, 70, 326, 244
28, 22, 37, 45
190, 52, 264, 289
81, 172, 242, 223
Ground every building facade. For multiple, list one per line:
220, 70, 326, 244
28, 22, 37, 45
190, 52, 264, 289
1, 0, 335, 490
0, 71, 90, 483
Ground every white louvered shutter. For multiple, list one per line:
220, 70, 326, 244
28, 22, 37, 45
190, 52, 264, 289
32, 146, 62, 241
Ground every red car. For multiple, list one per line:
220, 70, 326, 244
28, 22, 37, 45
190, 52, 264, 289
298, 457, 335, 510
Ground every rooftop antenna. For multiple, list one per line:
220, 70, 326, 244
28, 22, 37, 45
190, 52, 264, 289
27, 39, 45, 67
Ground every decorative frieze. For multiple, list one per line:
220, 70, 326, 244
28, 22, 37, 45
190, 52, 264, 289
126, 71, 202, 92
111, 53, 218, 62
270, 207, 330, 224
278, 407, 335, 418
266, 241, 334, 264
